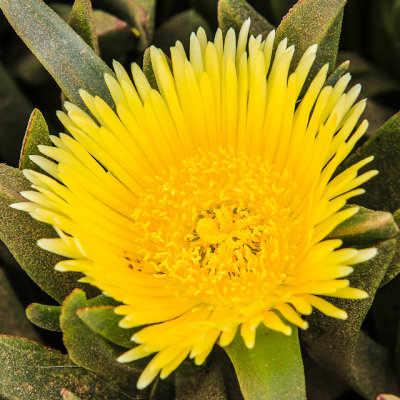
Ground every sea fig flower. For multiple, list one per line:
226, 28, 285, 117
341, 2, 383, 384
13, 20, 377, 389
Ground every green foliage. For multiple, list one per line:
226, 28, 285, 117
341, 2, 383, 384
60, 290, 144, 391
19, 109, 52, 172
77, 305, 136, 349
218, 0, 274, 37
302, 239, 400, 399
275, 0, 346, 81
26, 303, 61, 332
0, 165, 97, 302
0, 0, 114, 110
0, 268, 41, 340
69, 0, 100, 54
175, 356, 228, 400
328, 206, 398, 247
0, 336, 135, 399
225, 326, 305, 400
342, 112, 400, 213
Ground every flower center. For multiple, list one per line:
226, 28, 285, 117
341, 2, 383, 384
192, 206, 264, 270
131, 149, 304, 305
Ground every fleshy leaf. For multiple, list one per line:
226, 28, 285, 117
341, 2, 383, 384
0, 164, 98, 302
175, 355, 228, 400
0, 62, 33, 167
301, 239, 400, 398
217, 0, 274, 37
69, 0, 100, 54
225, 325, 306, 400
0, 0, 114, 109
0, 268, 41, 340
19, 108, 52, 172
77, 305, 135, 349
325, 60, 350, 87
154, 10, 212, 52
275, 0, 346, 78
328, 206, 398, 247
94, 0, 156, 50
143, 47, 158, 90
60, 289, 144, 388
341, 112, 400, 213
26, 303, 61, 332
0, 335, 133, 399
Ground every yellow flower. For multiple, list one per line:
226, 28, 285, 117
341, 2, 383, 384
14, 20, 377, 389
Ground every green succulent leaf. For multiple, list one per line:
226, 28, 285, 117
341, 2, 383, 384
0, 335, 134, 399
77, 305, 135, 349
60, 289, 144, 390
0, 62, 33, 167
26, 303, 61, 332
0, 268, 41, 340
19, 108, 52, 173
69, 0, 100, 54
154, 9, 212, 53
342, 111, 400, 213
217, 0, 274, 37
94, 0, 156, 50
325, 60, 350, 87
61, 389, 83, 400
0, 0, 114, 110
225, 325, 305, 400
301, 239, 400, 399
143, 47, 158, 90
328, 206, 398, 247
0, 164, 97, 302
175, 355, 228, 400
275, 0, 346, 79
380, 210, 400, 288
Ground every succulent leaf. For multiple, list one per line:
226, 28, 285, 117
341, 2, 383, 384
225, 326, 306, 400
0, 165, 97, 302
325, 60, 350, 87
175, 355, 228, 400
0, 268, 41, 340
380, 210, 400, 287
19, 109, 52, 173
328, 206, 398, 247
301, 239, 400, 398
0, 0, 114, 110
275, 0, 346, 79
0, 335, 132, 399
217, 0, 274, 37
26, 303, 61, 332
69, 0, 100, 54
342, 112, 400, 213
77, 305, 136, 349
60, 289, 144, 389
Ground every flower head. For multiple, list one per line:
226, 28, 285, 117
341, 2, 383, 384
15, 20, 377, 389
